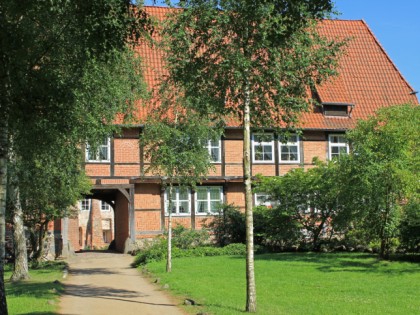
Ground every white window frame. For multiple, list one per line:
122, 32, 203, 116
86, 138, 111, 163
101, 201, 111, 212
252, 133, 275, 163
328, 134, 349, 160
204, 139, 221, 163
195, 186, 223, 215
279, 134, 300, 163
164, 187, 191, 216
79, 199, 91, 211
254, 193, 274, 207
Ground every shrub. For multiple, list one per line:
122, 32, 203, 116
171, 224, 210, 249
254, 206, 301, 250
133, 242, 248, 267
206, 204, 246, 246
133, 237, 168, 266
399, 200, 420, 253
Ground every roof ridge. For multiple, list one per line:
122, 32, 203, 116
360, 19, 417, 95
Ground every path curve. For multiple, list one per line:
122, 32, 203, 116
59, 251, 185, 315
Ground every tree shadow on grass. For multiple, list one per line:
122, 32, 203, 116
6, 281, 63, 300
251, 252, 420, 275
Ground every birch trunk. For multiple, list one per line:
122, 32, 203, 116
10, 186, 30, 281
243, 80, 257, 312
0, 116, 9, 314
166, 184, 173, 273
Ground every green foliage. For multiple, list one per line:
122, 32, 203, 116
162, 0, 344, 128
171, 224, 209, 249
342, 104, 420, 258
205, 204, 247, 246
255, 159, 345, 251
133, 237, 168, 266
399, 200, 420, 253
1, 0, 150, 239
254, 206, 302, 250
141, 110, 222, 187
133, 238, 247, 267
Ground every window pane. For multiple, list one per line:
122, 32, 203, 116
210, 201, 220, 212
179, 201, 189, 213
211, 148, 220, 161
332, 147, 339, 154
289, 146, 298, 160
209, 187, 220, 200
255, 146, 263, 160
210, 139, 219, 147
99, 147, 108, 160
197, 201, 208, 213
196, 188, 207, 200
263, 146, 272, 160
178, 188, 189, 201
339, 147, 348, 155
289, 135, 298, 143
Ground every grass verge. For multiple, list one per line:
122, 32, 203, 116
5, 261, 66, 315
144, 252, 420, 315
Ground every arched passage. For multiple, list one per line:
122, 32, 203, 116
82, 184, 135, 253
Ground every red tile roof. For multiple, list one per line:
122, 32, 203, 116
136, 7, 418, 130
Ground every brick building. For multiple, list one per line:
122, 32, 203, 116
58, 7, 418, 254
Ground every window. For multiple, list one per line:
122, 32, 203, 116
101, 201, 110, 212
252, 133, 274, 163
165, 187, 191, 215
204, 139, 221, 163
196, 186, 223, 214
79, 199, 91, 211
279, 134, 300, 163
86, 138, 110, 162
323, 104, 348, 117
328, 134, 349, 160
255, 193, 275, 207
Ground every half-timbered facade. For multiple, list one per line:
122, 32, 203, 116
59, 7, 418, 254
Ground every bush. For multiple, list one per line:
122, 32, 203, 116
133, 237, 168, 266
171, 224, 210, 249
133, 242, 248, 267
254, 206, 301, 250
399, 200, 420, 253
206, 204, 246, 246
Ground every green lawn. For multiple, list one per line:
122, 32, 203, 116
144, 253, 420, 315
5, 262, 65, 315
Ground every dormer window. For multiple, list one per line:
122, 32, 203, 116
321, 102, 354, 117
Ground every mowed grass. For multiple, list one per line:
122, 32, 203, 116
145, 253, 420, 315
5, 262, 65, 315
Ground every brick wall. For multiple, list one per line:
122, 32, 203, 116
115, 192, 129, 252
114, 138, 140, 163
67, 217, 81, 251
85, 164, 111, 177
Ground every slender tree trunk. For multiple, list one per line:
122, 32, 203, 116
10, 186, 29, 282
380, 186, 390, 259
243, 79, 256, 313
0, 117, 9, 314
166, 184, 173, 273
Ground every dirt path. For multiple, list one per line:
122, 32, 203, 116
59, 251, 186, 315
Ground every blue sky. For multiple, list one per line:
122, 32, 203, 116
143, 0, 419, 92
334, 0, 419, 92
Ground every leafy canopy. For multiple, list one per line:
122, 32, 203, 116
162, 0, 344, 128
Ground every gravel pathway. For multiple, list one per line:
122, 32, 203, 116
59, 251, 186, 315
